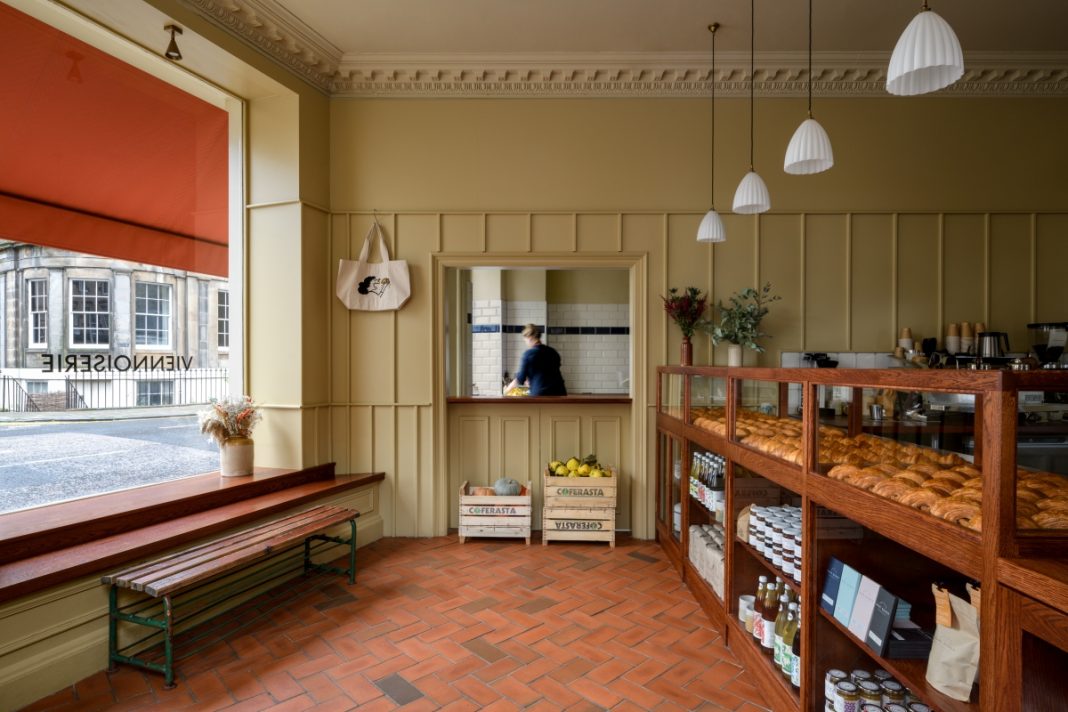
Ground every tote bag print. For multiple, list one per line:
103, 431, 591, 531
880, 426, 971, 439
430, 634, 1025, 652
336, 222, 411, 311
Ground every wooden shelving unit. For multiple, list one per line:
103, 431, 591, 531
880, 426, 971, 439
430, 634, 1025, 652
655, 365, 1068, 712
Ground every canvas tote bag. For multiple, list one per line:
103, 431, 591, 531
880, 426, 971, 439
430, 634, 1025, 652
336, 222, 411, 311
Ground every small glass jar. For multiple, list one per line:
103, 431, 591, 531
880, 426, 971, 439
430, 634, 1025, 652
749, 507, 763, 546
859, 705, 884, 712
834, 681, 860, 712
825, 669, 848, 701
872, 669, 893, 684
884, 705, 909, 712
857, 681, 882, 705
850, 669, 873, 686
881, 680, 906, 706
907, 703, 932, 712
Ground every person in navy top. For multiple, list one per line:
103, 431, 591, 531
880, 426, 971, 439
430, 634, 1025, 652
505, 324, 567, 396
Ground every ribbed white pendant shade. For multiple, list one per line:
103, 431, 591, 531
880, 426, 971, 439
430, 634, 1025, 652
784, 118, 834, 175
696, 209, 726, 243
886, 8, 964, 96
732, 171, 771, 214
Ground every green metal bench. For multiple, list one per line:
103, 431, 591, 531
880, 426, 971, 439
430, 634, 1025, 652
102, 504, 359, 687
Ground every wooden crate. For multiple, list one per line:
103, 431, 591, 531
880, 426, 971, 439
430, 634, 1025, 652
458, 481, 532, 545
542, 469, 618, 547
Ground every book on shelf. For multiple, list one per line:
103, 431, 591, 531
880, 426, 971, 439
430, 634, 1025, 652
865, 587, 899, 656
885, 625, 935, 659
821, 557, 845, 615
833, 563, 861, 627
848, 576, 881, 640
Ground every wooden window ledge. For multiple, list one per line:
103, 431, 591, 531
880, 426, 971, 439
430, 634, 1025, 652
0, 466, 384, 604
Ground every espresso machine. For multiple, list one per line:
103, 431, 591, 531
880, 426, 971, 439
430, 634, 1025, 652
1029, 321, 1068, 369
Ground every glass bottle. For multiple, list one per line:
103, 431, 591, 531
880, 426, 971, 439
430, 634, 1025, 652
790, 615, 802, 689
760, 586, 781, 654
752, 576, 768, 641
773, 595, 790, 667
779, 601, 799, 676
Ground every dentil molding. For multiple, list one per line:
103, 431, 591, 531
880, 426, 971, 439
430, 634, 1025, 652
180, 0, 1068, 98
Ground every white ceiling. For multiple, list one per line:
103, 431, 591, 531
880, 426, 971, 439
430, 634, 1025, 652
269, 0, 1068, 56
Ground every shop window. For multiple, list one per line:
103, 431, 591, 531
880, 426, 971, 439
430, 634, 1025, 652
28, 278, 47, 349
25, 380, 47, 394
137, 380, 174, 406
70, 279, 110, 347
218, 289, 229, 350
135, 282, 172, 348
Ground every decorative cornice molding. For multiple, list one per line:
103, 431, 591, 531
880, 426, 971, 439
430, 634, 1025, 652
177, 0, 1068, 98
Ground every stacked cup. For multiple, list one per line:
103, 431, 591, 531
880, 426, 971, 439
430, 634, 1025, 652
898, 326, 914, 352
961, 322, 974, 354
946, 323, 961, 354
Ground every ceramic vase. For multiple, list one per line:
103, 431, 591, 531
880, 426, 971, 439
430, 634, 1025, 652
727, 344, 743, 368
220, 436, 254, 477
681, 336, 693, 366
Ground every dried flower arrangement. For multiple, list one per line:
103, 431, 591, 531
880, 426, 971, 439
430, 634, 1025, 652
199, 395, 262, 445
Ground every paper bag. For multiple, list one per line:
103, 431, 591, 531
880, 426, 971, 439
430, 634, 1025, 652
336, 222, 411, 311
925, 585, 980, 701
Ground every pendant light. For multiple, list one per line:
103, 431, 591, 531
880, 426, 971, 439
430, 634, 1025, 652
732, 0, 770, 215
784, 0, 833, 175
697, 23, 725, 243
886, 1, 964, 96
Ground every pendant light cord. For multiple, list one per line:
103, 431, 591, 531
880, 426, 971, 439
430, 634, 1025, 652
711, 26, 716, 204
807, 0, 813, 117
749, 0, 755, 171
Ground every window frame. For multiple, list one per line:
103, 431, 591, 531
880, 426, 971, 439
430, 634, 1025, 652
136, 379, 174, 406
68, 278, 111, 350
218, 288, 230, 352
27, 278, 48, 350
133, 281, 174, 351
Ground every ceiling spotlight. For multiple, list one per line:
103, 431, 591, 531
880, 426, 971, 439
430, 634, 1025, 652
164, 24, 183, 61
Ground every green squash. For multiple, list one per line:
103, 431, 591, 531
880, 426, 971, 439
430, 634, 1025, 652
493, 477, 521, 496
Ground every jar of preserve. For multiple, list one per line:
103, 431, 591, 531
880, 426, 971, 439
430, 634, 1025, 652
825, 669, 847, 701
850, 669, 873, 686
881, 680, 906, 706
834, 681, 860, 712
908, 703, 931, 712
749, 507, 763, 546
857, 681, 882, 705
884, 705, 909, 712
872, 669, 893, 684
859, 705, 883, 712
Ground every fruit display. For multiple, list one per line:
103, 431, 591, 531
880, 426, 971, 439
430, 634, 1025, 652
547, 453, 612, 478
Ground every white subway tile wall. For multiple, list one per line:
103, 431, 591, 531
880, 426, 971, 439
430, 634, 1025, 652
779, 351, 899, 413
471, 299, 503, 395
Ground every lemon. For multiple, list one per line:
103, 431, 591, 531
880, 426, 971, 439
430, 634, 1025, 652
578, 464, 591, 476
549, 460, 563, 471
554, 464, 569, 476
568, 470, 580, 478
566, 457, 580, 471
590, 468, 604, 478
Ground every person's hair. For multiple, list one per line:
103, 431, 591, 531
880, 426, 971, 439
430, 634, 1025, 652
522, 324, 541, 340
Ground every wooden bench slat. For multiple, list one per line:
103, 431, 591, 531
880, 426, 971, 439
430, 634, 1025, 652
107, 507, 349, 590
141, 508, 359, 597
114, 507, 349, 588
123, 507, 353, 592
102, 505, 339, 584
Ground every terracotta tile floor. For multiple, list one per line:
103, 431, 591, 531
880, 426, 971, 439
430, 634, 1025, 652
23, 536, 770, 711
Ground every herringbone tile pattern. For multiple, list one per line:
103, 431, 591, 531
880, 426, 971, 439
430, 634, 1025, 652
23, 536, 770, 711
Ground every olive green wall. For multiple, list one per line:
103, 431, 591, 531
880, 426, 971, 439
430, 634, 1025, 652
547, 269, 629, 304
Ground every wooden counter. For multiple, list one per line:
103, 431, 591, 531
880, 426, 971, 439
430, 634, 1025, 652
447, 394, 631, 404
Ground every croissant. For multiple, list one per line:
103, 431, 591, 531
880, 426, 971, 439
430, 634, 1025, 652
950, 488, 983, 504
921, 480, 957, 497
853, 473, 890, 491
899, 488, 942, 512
952, 465, 981, 478
930, 498, 980, 524
829, 464, 860, 481
961, 478, 984, 490
895, 470, 931, 486
873, 479, 918, 500
932, 471, 967, 486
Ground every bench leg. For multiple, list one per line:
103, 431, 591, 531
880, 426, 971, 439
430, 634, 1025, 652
348, 519, 357, 585
163, 596, 176, 689
302, 518, 359, 585
107, 586, 118, 673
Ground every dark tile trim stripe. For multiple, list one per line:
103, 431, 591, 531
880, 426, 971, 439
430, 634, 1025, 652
471, 323, 629, 335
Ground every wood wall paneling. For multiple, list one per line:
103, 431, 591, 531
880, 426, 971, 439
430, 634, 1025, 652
418, 406, 436, 536
302, 208, 331, 405
1035, 214, 1068, 324
350, 406, 374, 473
451, 415, 490, 528
330, 405, 351, 473
942, 214, 987, 335
712, 214, 758, 365
330, 214, 351, 403
989, 214, 1034, 351
546, 415, 582, 465
804, 214, 850, 352
759, 214, 803, 364
896, 214, 941, 346
667, 214, 712, 365
441, 213, 485, 253
849, 214, 894, 353
374, 406, 397, 535
531, 214, 574, 253
576, 214, 620, 253
501, 416, 533, 484
395, 406, 420, 536
395, 214, 437, 404
485, 213, 530, 253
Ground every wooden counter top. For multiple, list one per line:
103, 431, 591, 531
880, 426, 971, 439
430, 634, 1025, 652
447, 395, 631, 404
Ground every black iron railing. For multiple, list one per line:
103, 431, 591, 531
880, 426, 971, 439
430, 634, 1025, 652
0, 375, 40, 412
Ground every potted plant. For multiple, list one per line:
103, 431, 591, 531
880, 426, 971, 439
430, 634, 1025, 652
199, 395, 262, 477
702, 282, 781, 367
662, 287, 707, 366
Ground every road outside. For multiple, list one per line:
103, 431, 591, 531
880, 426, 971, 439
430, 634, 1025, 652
0, 414, 218, 514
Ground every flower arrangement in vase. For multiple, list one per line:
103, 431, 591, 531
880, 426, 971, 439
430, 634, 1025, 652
199, 395, 262, 477
701, 282, 781, 366
662, 287, 707, 366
